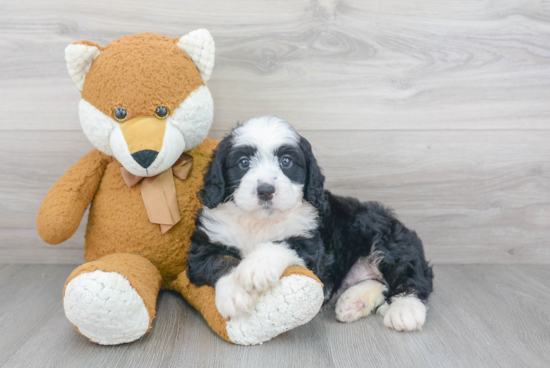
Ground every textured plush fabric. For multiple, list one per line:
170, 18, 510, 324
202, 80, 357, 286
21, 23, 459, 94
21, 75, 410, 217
63, 253, 162, 344
80, 33, 203, 121
37, 149, 109, 245
89, 138, 216, 283
37, 139, 325, 344
38, 30, 324, 345
177, 29, 215, 83
172, 267, 232, 342
281, 265, 322, 284
65, 42, 102, 91
119, 116, 166, 154
64, 253, 162, 324
225, 273, 324, 345
38, 138, 215, 342
171, 265, 322, 344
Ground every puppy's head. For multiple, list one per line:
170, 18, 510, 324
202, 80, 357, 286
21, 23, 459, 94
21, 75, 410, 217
200, 116, 327, 217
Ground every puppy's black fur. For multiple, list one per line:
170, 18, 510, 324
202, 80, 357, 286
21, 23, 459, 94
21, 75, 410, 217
188, 129, 433, 305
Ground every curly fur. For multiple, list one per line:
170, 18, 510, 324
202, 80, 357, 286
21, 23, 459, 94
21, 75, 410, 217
187, 116, 434, 329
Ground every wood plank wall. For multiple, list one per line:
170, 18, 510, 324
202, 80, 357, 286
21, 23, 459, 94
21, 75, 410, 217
1, 0, 549, 264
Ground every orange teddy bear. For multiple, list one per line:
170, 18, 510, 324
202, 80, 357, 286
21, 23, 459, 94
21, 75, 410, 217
37, 30, 324, 345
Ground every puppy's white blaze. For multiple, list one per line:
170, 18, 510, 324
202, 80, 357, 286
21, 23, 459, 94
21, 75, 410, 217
231, 117, 303, 214
233, 157, 280, 212
383, 295, 427, 332
200, 201, 317, 256
232, 116, 300, 151
233, 163, 303, 214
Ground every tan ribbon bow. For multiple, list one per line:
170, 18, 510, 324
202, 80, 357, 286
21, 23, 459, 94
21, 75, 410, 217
120, 153, 194, 234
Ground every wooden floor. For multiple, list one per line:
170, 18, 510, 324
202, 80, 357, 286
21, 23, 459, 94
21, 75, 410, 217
0, 264, 548, 368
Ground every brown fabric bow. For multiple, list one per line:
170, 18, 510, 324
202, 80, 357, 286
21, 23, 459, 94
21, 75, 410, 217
120, 153, 194, 234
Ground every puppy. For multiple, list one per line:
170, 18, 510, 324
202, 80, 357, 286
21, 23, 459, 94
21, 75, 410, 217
187, 116, 434, 332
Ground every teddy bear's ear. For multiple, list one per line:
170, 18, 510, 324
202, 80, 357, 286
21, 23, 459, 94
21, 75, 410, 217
65, 41, 102, 91
177, 29, 215, 83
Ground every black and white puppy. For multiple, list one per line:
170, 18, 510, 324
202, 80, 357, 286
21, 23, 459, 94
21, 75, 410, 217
187, 116, 434, 332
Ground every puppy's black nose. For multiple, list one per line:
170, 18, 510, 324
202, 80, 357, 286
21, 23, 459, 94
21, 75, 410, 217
257, 183, 275, 201
132, 150, 158, 169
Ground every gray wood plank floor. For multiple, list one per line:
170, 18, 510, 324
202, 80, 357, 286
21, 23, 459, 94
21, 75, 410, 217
0, 264, 548, 368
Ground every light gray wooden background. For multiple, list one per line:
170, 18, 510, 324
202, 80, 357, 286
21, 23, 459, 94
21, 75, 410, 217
1, 0, 549, 264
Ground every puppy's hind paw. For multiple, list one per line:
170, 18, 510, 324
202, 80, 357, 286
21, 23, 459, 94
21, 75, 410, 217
335, 280, 387, 323
383, 295, 426, 332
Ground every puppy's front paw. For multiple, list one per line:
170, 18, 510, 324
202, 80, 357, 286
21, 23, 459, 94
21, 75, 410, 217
215, 274, 258, 318
383, 296, 426, 332
233, 257, 280, 292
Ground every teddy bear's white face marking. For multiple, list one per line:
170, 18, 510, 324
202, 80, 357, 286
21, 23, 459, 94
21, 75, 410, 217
78, 85, 213, 176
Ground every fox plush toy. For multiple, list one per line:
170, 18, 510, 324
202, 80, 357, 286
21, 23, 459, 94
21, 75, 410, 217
37, 30, 324, 345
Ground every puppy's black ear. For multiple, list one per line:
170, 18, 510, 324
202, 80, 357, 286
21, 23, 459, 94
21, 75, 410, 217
299, 136, 328, 215
199, 136, 232, 209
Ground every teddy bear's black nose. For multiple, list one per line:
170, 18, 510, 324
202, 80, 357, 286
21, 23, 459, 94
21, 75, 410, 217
132, 150, 158, 169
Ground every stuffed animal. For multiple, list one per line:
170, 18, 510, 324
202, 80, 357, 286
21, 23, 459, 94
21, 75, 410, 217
37, 30, 324, 346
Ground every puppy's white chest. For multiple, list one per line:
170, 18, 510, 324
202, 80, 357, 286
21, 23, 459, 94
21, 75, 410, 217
200, 202, 317, 255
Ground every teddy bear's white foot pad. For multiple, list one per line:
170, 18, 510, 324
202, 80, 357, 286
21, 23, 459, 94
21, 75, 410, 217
64, 270, 150, 345
226, 274, 324, 345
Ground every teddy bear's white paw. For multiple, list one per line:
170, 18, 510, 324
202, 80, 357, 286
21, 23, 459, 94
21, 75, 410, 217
383, 295, 426, 332
233, 256, 280, 292
335, 280, 387, 323
64, 270, 150, 345
215, 273, 259, 318
225, 274, 324, 345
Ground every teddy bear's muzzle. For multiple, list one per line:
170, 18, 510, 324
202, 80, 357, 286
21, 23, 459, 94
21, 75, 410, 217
119, 115, 166, 168
120, 116, 166, 151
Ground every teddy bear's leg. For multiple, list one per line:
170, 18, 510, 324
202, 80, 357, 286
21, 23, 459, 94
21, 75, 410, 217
172, 266, 324, 345
63, 253, 162, 345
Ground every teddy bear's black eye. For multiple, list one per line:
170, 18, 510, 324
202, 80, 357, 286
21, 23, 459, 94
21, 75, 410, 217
155, 106, 169, 119
113, 107, 128, 122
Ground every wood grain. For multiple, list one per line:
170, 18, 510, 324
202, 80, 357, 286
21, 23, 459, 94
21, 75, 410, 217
1, 264, 549, 367
1, 129, 549, 264
1, 0, 550, 131
1, 0, 549, 264
323, 264, 550, 367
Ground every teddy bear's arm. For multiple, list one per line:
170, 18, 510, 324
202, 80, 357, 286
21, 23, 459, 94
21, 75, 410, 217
37, 149, 109, 245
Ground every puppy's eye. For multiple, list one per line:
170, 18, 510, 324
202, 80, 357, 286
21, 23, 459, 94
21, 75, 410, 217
280, 156, 292, 168
155, 106, 169, 119
113, 107, 128, 122
238, 157, 250, 169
